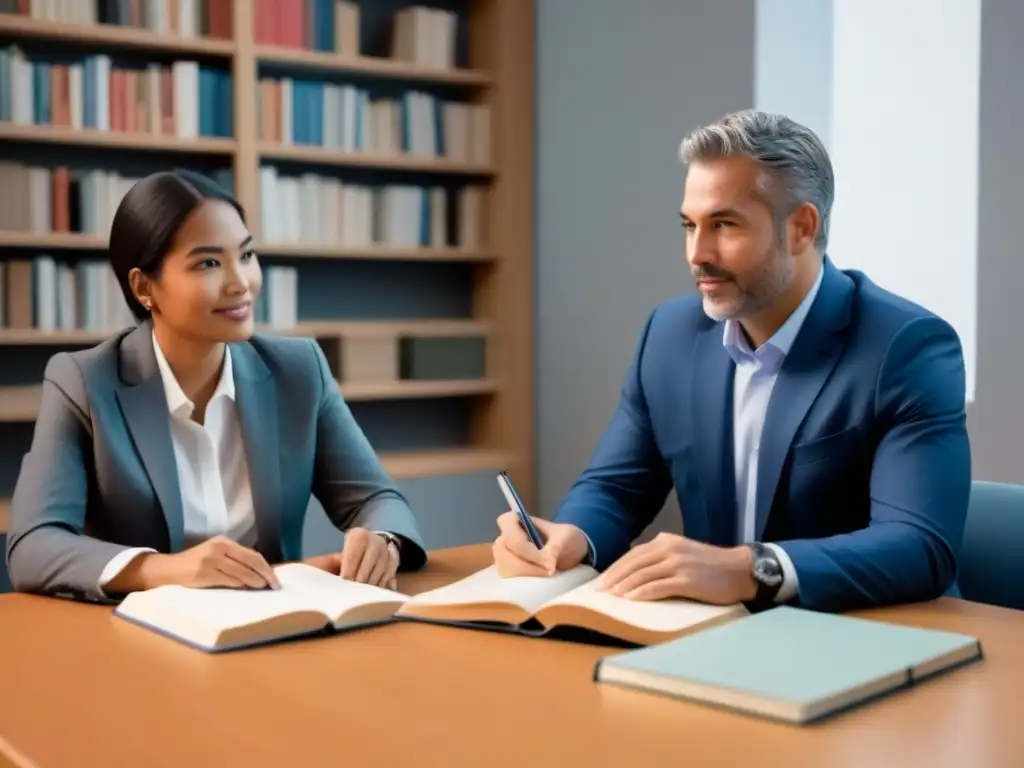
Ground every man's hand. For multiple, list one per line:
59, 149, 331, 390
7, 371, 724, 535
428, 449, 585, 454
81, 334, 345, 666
492, 510, 590, 577
304, 529, 399, 590
598, 532, 757, 604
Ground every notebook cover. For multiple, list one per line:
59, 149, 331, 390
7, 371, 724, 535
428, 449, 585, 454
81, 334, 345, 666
594, 605, 983, 722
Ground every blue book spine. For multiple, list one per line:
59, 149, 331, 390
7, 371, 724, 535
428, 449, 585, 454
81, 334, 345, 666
291, 80, 305, 144
33, 60, 51, 125
420, 188, 429, 246
83, 56, 96, 128
220, 70, 233, 137
434, 98, 445, 156
310, 81, 323, 145
0, 49, 10, 121
316, 0, 335, 52
198, 67, 213, 136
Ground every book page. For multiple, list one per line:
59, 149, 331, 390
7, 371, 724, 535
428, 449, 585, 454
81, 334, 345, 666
119, 581, 328, 634
543, 578, 747, 633
272, 563, 409, 624
401, 564, 598, 617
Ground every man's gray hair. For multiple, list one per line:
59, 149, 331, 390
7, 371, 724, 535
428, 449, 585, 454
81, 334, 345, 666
679, 109, 834, 251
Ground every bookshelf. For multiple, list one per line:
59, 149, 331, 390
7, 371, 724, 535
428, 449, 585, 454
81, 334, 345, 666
0, 0, 536, 535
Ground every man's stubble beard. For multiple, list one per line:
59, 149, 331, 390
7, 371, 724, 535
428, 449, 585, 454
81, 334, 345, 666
701, 241, 796, 323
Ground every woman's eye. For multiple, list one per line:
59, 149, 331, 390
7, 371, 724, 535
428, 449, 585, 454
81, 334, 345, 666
241, 249, 257, 261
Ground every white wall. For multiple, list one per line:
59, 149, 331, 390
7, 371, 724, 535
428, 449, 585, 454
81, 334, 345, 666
828, 0, 981, 404
755, 0, 981, 404
754, 0, 833, 149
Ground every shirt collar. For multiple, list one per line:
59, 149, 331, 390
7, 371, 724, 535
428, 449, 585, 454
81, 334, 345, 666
723, 261, 825, 363
152, 331, 235, 419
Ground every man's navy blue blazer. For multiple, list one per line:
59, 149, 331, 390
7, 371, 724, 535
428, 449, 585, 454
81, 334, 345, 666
552, 258, 972, 612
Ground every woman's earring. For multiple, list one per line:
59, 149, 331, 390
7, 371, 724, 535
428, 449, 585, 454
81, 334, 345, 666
143, 299, 152, 311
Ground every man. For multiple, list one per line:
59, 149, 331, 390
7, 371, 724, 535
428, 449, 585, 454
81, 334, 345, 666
494, 109, 971, 613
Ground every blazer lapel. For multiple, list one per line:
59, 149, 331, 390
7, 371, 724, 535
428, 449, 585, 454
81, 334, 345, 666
690, 322, 738, 546
753, 261, 855, 540
231, 343, 283, 563
115, 323, 185, 552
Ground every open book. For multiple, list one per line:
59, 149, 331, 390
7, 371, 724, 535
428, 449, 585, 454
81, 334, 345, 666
114, 562, 408, 652
395, 564, 748, 646
115, 562, 748, 652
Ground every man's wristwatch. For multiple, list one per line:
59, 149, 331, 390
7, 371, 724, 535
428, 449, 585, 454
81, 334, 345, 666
746, 542, 784, 608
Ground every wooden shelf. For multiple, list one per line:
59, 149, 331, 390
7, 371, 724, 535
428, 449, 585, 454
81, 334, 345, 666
254, 244, 497, 262
0, 377, 498, 421
292, 319, 491, 338
0, 15, 235, 56
380, 448, 511, 479
0, 328, 111, 345
342, 378, 498, 401
0, 232, 496, 262
0, 385, 39, 421
0, 319, 490, 346
0, 123, 237, 154
0, 231, 108, 250
258, 142, 493, 175
255, 44, 492, 86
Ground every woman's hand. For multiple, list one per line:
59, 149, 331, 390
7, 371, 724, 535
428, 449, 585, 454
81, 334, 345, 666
108, 536, 281, 593
303, 528, 399, 590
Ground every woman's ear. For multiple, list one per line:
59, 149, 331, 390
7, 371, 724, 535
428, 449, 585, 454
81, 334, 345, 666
128, 267, 154, 312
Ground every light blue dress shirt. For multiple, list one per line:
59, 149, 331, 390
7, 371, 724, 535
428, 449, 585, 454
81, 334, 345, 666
722, 263, 824, 602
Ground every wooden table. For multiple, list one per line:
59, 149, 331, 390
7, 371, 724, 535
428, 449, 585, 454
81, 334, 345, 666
0, 544, 1022, 767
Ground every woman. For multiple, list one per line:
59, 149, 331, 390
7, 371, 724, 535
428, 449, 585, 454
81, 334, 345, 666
4, 170, 427, 601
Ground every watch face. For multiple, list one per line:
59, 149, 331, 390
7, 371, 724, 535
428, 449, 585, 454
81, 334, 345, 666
754, 557, 783, 587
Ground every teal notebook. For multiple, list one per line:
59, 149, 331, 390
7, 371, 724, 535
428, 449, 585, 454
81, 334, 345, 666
593, 605, 982, 724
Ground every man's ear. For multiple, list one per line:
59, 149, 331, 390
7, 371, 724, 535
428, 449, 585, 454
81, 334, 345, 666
789, 202, 820, 255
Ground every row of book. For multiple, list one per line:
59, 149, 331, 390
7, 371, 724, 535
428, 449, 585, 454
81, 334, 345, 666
0, 162, 234, 240
259, 166, 484, 248
0, 255, 298, 332
253, 0, 359, 55
252, 2, 457, 69
0, 256, 134, 332
0, 48, 490, 154
2, 0, 460, 72
256, 77, 489, 162
0, 47, 231, 137
0, 0, 231, 37
0, 162, 485, 249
